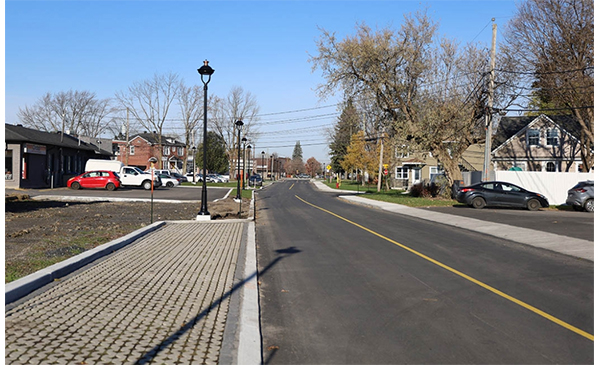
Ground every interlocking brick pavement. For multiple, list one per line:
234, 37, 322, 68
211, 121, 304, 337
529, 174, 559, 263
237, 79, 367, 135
5, 221, 245, 365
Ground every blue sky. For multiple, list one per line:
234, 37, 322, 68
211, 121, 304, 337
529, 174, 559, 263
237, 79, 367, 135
5, 1, 518, 163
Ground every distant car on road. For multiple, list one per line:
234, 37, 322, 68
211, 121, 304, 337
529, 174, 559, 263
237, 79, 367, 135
171, 172, 187, 183
248, 174, 263, 187
456, 181, 549, 211
67, 170, 121, 191
566, 180, 594, 212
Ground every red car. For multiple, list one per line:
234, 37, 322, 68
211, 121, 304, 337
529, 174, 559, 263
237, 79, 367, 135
67, 170, 121, 191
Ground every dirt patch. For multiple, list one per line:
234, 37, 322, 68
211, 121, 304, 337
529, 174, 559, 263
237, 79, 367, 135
5, 194, 251, 282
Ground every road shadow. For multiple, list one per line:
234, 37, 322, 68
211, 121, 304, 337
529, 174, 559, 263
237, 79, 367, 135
134, 246, 301, 365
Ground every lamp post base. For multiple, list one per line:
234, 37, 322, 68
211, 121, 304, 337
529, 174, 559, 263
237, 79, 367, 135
196, 213, 211, 221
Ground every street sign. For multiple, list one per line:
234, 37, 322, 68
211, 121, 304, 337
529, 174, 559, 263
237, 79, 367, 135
384, 169, 388, 175
326, 165, 331, 171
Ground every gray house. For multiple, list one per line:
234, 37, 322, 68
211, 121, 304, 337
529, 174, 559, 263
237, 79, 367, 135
5, 124, 111, 189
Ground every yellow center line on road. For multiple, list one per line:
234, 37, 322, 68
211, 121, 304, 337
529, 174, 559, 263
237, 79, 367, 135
295, 195, 594, 342
289, 183, 294, 190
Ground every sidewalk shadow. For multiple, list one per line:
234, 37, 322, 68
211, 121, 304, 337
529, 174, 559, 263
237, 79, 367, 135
134, 246, 301, 364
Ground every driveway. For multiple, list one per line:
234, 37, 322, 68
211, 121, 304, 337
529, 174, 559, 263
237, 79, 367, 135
420, 205, 594, 241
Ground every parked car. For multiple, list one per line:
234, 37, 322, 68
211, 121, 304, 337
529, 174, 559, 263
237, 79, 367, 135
218, 174, 230, 183
186, 173, 204, 183
248, 174, 263, 187
566, 180, 594, 212
67, 170, 121, 191
207, 174, 226, 183
171, 172, 188, 183
157, 174, 180, 188
456, 181, 549, 211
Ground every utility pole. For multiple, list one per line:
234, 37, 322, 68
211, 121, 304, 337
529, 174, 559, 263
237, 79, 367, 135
377, 130, 384, 192
125, 108, 130, 166
483, 19, 497, 182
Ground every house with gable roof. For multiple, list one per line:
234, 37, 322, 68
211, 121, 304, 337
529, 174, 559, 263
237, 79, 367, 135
116, 132, 187, 172
491, 114, 587, 173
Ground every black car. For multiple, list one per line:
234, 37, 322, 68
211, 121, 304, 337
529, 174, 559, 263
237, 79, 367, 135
248, 174, 263, 187
456, 181, 549, 211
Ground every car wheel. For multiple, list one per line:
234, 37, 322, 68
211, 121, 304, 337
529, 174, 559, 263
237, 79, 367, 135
527, 199, 542, 211
584, 199, 594, 212
106, 183, 116, 191
471, 197, 486, 209
71, 182, 81, 190
143, 180, 152, 190
166, 182, 174, 188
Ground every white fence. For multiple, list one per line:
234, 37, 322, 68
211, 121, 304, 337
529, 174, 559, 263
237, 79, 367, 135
494, 171, 594, 205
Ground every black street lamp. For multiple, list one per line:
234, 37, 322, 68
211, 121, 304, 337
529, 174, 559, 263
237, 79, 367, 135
234, 120, 244, 201
261, 151, 265, 181
246, 145, 252, 188
241, 137, 247, 191
197, 60, 214, 220
191, 146, 197, 183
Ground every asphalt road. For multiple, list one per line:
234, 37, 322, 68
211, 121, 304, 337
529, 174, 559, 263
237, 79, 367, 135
5, 185, 232, 202
256, 179, 593, 364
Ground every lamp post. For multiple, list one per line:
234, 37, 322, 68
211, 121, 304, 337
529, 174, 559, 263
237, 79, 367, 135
191, 146, 197, 183
234, 120, 244, 201
196, 60, 214, 220
241, 137, 247, 190
261, 151, 265, 181
246, 145, 252, 188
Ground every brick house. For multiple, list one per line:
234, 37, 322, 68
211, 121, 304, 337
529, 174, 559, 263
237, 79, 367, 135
116, 133, 187, 172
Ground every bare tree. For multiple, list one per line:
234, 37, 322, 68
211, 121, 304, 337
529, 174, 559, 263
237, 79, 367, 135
210, 86, 260, 177
502, 0, 594, 171
310, 11, 497, 183
177, 83, 208, 172
17, 90, 115, 138
115, 73, 181, 168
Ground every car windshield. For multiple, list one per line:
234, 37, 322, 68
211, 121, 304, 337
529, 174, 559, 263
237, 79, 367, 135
133, 167, 145, 174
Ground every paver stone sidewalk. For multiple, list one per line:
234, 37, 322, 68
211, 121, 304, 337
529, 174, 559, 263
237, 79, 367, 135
5, 221, 244, 365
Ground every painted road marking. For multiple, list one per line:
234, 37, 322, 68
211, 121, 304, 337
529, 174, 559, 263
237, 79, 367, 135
295, 195, 594, 341
289, 183, 294, 190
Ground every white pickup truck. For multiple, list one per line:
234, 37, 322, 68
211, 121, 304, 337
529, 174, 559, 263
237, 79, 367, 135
84, 159, 161, 190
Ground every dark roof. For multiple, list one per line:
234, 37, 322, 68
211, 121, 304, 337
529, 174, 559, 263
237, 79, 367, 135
492, 114, 580, 150
132, 133, 185, 146
5, 124, 109, 154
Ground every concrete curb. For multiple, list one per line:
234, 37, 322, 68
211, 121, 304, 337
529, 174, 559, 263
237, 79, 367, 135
235, 220, 262, 365
31, 195, 200, 204
5, 221, 166, 304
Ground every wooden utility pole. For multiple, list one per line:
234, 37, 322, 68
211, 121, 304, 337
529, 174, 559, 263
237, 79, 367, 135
125, 108, 130, 166
377, 132, 384, 192
483, 19, 497, 181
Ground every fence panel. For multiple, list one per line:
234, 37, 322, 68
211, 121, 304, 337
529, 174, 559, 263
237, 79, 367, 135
495, 171, 594, 205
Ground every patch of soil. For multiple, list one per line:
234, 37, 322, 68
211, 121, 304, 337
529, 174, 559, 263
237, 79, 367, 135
5, 194, 251, 282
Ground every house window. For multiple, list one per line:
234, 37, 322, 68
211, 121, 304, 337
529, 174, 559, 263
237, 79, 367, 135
429, 166, 444, 180
129, 146, 135, 155
396, 166, 409, 179
546, 162, 556, 172
163, 146, 169, 156
527, 129, 540, 146
177, 147, 184, 156
547, 129, 559, 146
